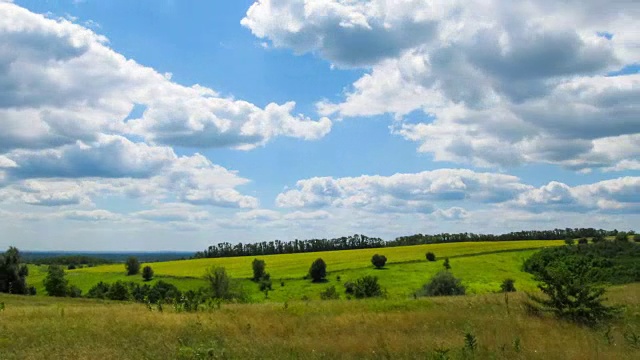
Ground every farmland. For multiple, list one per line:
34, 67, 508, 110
26, 240, 564, 301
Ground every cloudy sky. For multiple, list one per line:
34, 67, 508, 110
0, 0, 638, 251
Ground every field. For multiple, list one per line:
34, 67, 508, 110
26, 240, 564, 301
0, 284, 638, 359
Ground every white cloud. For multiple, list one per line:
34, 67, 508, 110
245, 0, 640, 171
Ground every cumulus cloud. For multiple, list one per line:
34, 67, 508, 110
245, 0, 640, 171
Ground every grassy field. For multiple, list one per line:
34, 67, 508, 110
26, 240, 563, 301
0, 283, 638, 359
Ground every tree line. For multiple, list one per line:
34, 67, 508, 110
194, 228, 630, 259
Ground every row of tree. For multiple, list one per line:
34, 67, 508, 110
194, 228, 631, 259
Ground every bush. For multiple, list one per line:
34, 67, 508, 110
592, 234, 605, 243
320, 285, 340, 300
578, 238, 588, 245
352, 276, 383, 298
308, 258, 327, 282
371, 254, 387, 269
417, 271, 466, 297
526, 261, 620, 326
564, 238, 575, 246
125, 257, 140, 275
635, 234, 640, 243
205, 266, 246, 301
615, 232, 629, 242
87, 281, 110, 299
68, 285, 82, 298
142, 266, 154, 281
443, 257, 451, 270
43, 265, 69, 297
67, 264, 76, 270
252, 258, 266, 281
344, 281, 355, 295
107, 281, 130, 301
426, 252, 436, 262
500, 278, 516, 292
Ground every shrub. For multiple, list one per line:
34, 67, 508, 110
125, 256, 140, 275
371, 254, 387, 269
352, 276, 383, 298
43, 265, 69, 297
252, 258, 266, 281
0, 247, 30, 295
308, 258, 327, 282
205, 266, 246, 301
87, 281, 110, 299
320, 285, 340, 300
107, 281, 130, 301
592, 234, 605, 243
500, 278, 516, 292
578, 238, 588, 245
68, 285, 82, 298
564, 238, 575, 246
635, 234, 640, 243
344, 281, 355, 295
417, 271, 465, 297
426, 252, 436, 262
443, 257, 451, 270
526, 260, 620, 326
142, 265, 154, 281
615, 232, 629, 242
67, 264, 76, 270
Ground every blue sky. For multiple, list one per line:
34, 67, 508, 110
0, 0, 638, 251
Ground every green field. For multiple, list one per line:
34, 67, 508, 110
1, 283, 638, 359
27, 240, 563, 301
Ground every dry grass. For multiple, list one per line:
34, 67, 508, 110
1, 283, 638, 359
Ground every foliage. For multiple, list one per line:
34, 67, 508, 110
500, 278, 516, 292
309, 258, 327, 282
526, 260, 620, 326
371, 254, 387, 269
204, 267, 246, 302
351, 275, 383, 298
68, 286, 82, 298
29, 255, 113, 266
578, 238, 588, 245
251, 258, 266, 281
0, 247, 30, 295
523, 241, 640, 284
142, 266, 154, 281
634, 234, 640, 243
125, 257, 141, 276
443, 258, 451, 270
43, 265, 69, 297
615, 232, 629, 242
319, 285, 340, 300
106, 281, 130, 301
426, 252, 436, 262
564, 238, 575, 246
418, 271, 466, 297
86, 281, 111, 299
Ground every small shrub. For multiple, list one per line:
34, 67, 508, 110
320, 285, 340, 300
426, 252, 436, 262
564, 238, 575, 246
280, 280, 285, 287
352, 276, 383, 299
615, 232, 628, 242
500, 278, 516, 292
417, 271, 465, 297
336, 275, 341, 282
344, 281, 355, 295
464, 332, 477, 352
252, 258, 266, 281
87, 281, 110, 299
592, 234, 605, 243
125, 256, 140, 276
634, 234, 640, 243
67, 264, 76, 270
67, 285, 82, 298
309, 258, 327, 282
578, 238, 588, 245
142, 266, 154, 281
106, 281, 130, 301
443, 257, 451, 270
371, 254, 387, 269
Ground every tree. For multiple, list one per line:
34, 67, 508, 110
0, 247, 29, 295
352, 276, 383, 298
125, 257, 140, 275
527, 260, 619, 326
252, 258, 266, 281
500, 278, 516, 292
142, 266, 154, 281
43, 265, 69, 297
443, 257, 451, 270
564, 238, 575, 246
634, 234, 640, 243
371, 254, 387, 269
425, 252, 436, 262
106, 281, 130, 301
418, 271, 466, 297
204, 266, 247, 301
578, 238, 588, 245
615, 232, 629, 242
309, 258, 327, 282
592, 234, 605, 243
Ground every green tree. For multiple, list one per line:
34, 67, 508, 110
0, 247, 29, 294
142, 265, 154, 281
204, 266, 247, 301
320, 285, 340, 300
527, 260, 619, 326
371, 254, 387, 269
500, 278, 516, 292
106, 281, 130, 301
564, 238, 575, 246
125, 257, 140, 275
418, 271, 466, 297
425, 252, 436, 262
352, 276, 383, 298
252, 258, 266, 281
43, 265, 69, 297
309, 258, 327, 282
615, 232, 629, 242
443, 257, 451, 270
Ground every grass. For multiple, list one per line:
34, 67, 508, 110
26, 240, 563, 301
0, 283, 638, 359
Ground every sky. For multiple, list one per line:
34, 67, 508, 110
0, 0, 638, 251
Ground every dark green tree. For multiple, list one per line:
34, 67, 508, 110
565, 238, 575, 246
0, 247, 29, 294
615, 232, 628, 242
500, 278, 516, 292
142, 266, 154, 281
425, 252, 436, 262
252, 258, 266, 281
125, 257, 140, 275
352, 276, 383, 298
418, 271, 466, 297
309, 258, 327, 282
106, 281, 130, 301
371, 254, 387, 269
43, 265, 69, 297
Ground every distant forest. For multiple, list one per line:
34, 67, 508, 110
194, 228, 631, 259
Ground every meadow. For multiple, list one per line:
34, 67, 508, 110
26, 240, 564, 302
0, 283, 638, 359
